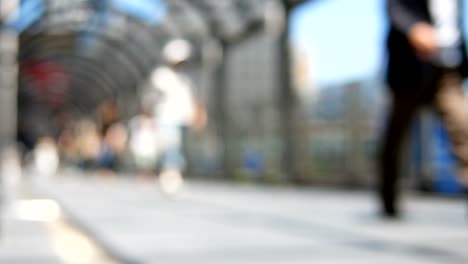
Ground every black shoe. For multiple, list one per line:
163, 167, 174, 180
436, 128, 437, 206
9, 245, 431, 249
381, 200, 400, 219
381, 209, 400, 220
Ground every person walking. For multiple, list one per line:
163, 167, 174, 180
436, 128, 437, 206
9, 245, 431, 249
380, 0, 468, 217
148, 39, 206, 195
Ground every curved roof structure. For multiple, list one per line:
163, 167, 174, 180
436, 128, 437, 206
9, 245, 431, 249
12, 0, 307, 118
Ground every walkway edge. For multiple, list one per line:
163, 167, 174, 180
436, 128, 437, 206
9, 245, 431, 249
49, 193, 142, 264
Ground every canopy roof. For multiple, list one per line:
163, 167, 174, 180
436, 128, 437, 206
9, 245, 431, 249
11, 0, 308, 115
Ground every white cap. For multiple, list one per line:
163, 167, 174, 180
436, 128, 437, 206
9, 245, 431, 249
162, 39, 192, 64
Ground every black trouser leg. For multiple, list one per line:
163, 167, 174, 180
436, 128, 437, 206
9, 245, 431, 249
379, 97, 417, 216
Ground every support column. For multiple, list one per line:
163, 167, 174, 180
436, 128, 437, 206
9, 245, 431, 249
278, 8, 298, 182
0, 3, 18, 150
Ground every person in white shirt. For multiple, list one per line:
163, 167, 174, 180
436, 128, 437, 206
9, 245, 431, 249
148, 39, 206, 194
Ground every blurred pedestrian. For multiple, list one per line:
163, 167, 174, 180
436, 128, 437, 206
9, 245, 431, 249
75, 120, 101, 169
129, 109, 159, 179
57, 124, 78, 166
95, 100, 127, 173
99, 122, 128, 171
32, 137, 59, 187
97, 100, 120, 137
148, 39, 207, 195
380, 0, 468, 217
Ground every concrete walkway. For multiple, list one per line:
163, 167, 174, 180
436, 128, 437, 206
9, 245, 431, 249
0, 179, 117, 264
0, 213, 62, 264
0, 181, 62, 264
45, 174, 468, 264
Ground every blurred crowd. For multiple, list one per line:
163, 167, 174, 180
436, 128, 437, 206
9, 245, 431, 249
19, 39, 207, 194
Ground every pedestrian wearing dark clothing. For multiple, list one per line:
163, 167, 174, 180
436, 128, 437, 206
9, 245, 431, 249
381, 0, 468, 217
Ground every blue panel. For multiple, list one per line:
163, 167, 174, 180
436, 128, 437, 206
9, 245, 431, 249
5, 0, 45, 33
412, 114, 464, 194
242, 150, 265, 176
78, 1, 111, 52
432, 118, 464, 194
111, 0, 166, 24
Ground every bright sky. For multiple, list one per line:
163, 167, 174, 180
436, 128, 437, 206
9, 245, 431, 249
291, 0, 387, 85
291, 0, 468, 85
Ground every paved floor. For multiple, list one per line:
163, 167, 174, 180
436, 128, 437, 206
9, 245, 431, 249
0, 178, 117, 264
45, 173, 468, 264
0, 174, 63, 264
0, 215, 62, 264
